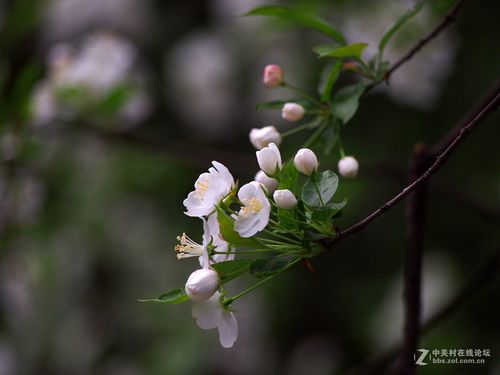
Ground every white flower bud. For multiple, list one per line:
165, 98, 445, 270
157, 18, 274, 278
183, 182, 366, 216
338, 156, 359, 178
185, 268, 219, 301
273, 189, 297, 209
281, 103, 305, 122
256, 143, 282, 176
294, 148, 319, 176
249, 126, 281, 150
254, 170, 278, 193
262, 64, 283, 88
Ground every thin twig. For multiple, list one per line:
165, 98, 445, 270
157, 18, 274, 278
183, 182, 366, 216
326, 80, 500, 246
385, 0, 467, 81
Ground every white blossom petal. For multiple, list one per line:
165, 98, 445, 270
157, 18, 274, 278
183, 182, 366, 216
184, 161, 234, 217
234, 181, 270, 238
218, 311, 238, 348
191, 292, 222, 330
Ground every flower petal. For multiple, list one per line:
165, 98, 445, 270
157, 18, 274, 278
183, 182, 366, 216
191, 293, 222, 330
218, 311, 238, 348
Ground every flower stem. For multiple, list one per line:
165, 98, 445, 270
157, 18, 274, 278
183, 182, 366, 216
263, 229, 302, 245
224, 276, 274, 306
224, 258, 300, 306
282, 82, 327, 109
303, 121, 328, 148
281, 118, 321, 137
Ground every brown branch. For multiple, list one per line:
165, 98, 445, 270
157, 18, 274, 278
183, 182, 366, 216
385, 0, 466, 81
393, 145, 432, 375
326, 79, 500, 247
347, 248, 500, 375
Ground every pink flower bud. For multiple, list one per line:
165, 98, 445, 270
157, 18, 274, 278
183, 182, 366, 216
249, 126, 281, 150
281, 103, 305, 122
338, 156, 359, 178
273, 189, 297, 209
254, 170, 279, 193
185, 269, 219, 301
262, 64, 283, 88
294, 148, 318, 176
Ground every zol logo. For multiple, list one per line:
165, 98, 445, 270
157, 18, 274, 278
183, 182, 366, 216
415, 349, 430, 366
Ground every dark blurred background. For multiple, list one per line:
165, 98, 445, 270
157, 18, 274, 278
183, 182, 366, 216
0, 0, 499, 374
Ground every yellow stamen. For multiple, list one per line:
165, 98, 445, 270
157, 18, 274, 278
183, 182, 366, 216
195, 179, 210, 198
241, 197, 263, 215
175, 233, 204, 259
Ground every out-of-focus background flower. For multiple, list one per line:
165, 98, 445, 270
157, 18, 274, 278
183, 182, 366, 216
0, 0, 499, 374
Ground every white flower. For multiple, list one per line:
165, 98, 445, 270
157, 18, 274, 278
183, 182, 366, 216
249, 126, 281, 150
273, 189, 297, 209
183, 161, 234, 217
234, 181, 271, 238
254, 170, 278, 194
192, 291, 238, 348
294, 148, 319, 176
185, 268, 219, 301
262, 64, 283, 88
256, 143, 282, 176
53, 32, 136, 94
338, 156, 359, 178
281, 103, 305, 122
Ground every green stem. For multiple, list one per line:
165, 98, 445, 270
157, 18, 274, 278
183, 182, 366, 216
212, 249, 280, 255
281, 118, 321, 137
283, 82, 327, 109
303, 121, 328, 148
224, 258, 301, 305
263, 229, 301, 245
224, 276, 274, 305
338, 136, 346, 158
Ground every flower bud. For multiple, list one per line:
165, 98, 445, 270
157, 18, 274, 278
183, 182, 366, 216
185, 268, 219, 301
273, 189, 297, 209
281, 103, 305, 122
262, 64, 283, 88
249, 126, 281, 150
294, 148, 318, 176
256, 143, 282, 176
338, 156, 359, 178
255, 170, 278, 193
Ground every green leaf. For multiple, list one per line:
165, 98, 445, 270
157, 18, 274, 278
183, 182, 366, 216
244, 5, 346, 45
277, 160, 300, 194
250, 256, 297, 278
139, 287, 188, 304
302, 170, 339, 208
98, 85, 131, 116
212, 259, 254, 283
311, 198, 348, 221
331, 83, 365, 124
313, 43, 368, 60
319, 60, 342, 102
215, 206, 258, 246
378, 1, 426, 58
319, 123, 339, 155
